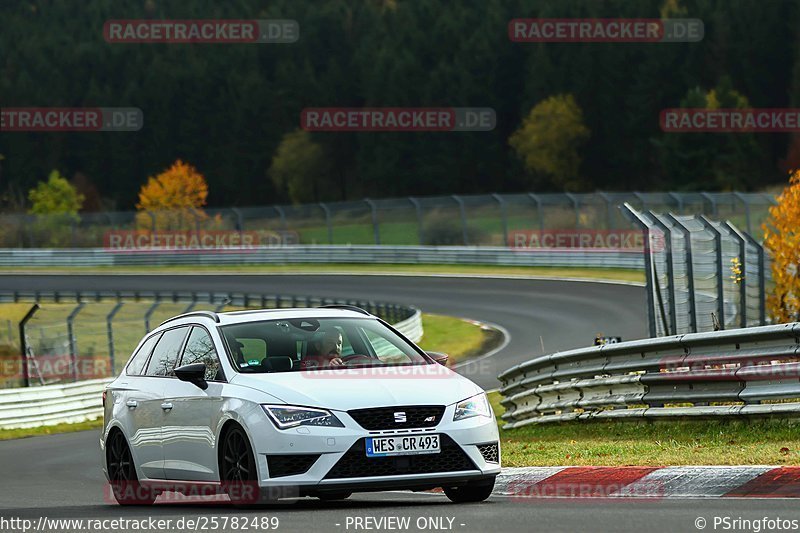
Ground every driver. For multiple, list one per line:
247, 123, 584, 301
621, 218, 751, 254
302, 329, 345, 368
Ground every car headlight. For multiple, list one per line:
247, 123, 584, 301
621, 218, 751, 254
262, 404, 344, 429
453, 392, 491, 421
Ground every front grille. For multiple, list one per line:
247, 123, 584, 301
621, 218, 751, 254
477, 442, 499, 463
266, 454, 320, 478
348, 405, 445, 430
324, 434, 476, 479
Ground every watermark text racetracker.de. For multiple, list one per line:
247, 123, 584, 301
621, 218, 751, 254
103, 230, 298, 252
509, 18, 703, 43
0, 515, 279, 532
301, 108, 496, 132
1, 108, 142, 132
104, 19, 298, 43
661, 108, 800, 132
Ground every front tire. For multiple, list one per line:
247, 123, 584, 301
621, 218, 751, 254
106, 431, 156, 505
220, 426, 268, 507
443, 479, 494, 503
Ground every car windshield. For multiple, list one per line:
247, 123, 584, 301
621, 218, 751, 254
220, 317, 430, 373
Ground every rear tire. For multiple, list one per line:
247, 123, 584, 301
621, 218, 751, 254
443, 479, 494, 503
106, 431, 156, 505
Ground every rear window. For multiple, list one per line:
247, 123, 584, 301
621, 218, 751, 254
126, 333, 161, 376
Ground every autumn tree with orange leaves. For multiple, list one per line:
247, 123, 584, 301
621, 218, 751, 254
764, 170, 800, 323
136, 160, 210, 230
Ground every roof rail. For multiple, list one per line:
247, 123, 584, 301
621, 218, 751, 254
158, 310, 221, 327
317, 304, 371, 316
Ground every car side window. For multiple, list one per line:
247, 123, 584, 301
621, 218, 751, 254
126, 333, 161, 376
179, 326, 222, 381
145, 327, 189, 377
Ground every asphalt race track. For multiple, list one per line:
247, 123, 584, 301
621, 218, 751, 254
3, 274, 796, 532
0, 273, 648, 389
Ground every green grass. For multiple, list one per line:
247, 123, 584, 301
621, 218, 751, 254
0, 263, 645, 284
490, 391, 800, 466
418, 313, 498, 363
0, 418, 102, 440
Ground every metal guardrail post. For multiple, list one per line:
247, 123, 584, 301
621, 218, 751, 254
697, 215, 726, 329
492, 194, 509, 245
724, 221, 748, 329
408, 197, 424, 244
527, 193, 544, 231
319, 203, 333, 244
620, 203, 657, 337
597, 191, 613, 229
67, 302, 86, 381
664, 213, 698, 332
106, 302, 124, 374
364, 199, 380, 245
19, 304, 40, 388
231, 207, 244, 234
701, 192, 718, 217
452, 195, 468, 245
668, 192, 684, 214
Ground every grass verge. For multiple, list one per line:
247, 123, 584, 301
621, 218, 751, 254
0, 419, 102, 441
490, 391, 800, 466
418, 313, 500, 363
0, 263, 645, 284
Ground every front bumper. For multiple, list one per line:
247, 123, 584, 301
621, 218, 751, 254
246, 404, 501, 491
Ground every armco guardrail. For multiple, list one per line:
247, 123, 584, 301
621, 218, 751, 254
498, 323, 800, 428
0, 378, 111, 429
0, 246, 644, 269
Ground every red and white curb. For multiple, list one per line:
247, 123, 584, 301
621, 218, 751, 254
493, 466, 800, 498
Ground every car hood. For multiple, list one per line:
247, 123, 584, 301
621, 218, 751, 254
230, 364, 484, 410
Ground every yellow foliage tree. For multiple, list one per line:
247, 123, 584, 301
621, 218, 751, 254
763, 170, 800, 323
136, 160, 210, 230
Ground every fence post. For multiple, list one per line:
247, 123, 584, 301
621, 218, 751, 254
723, 221, 748, 329
597, 191, 614, 229
733, 192, 752, 235
409, 197, 423, 244
106, 302, 124, 375
144, 300, 161, 333
451, 195, 468, 245
527, 193, 544, 230
365, 199, 380, 245
648, 214, 677, 335
319, 203, 333, 244
565, 192, 580, 227
274, 205, 287, 232
701, 192, 718, 217
19, 304, 40, 387
492, 194, 509, 245
668, 192, 684, 214
697, 215, 725, 329
67, 302, 86, 381
742, 231, 767, 325
620, 203, 657, 337
664, 213, 698, 333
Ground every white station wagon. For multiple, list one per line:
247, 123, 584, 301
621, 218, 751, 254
101, 306, 500, 506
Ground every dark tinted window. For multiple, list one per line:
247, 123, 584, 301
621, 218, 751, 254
145, 327, 189, 377
126, 333, 161, 376
179, 327, 222, 380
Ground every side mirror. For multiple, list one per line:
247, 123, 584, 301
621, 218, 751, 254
174, 363, 208, 390
427, 351, 449, 366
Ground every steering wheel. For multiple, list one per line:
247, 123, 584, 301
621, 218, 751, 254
340, 354, 374, 365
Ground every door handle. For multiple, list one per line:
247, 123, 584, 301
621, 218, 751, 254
161, 402, 173, 411
126, 400, 138, 408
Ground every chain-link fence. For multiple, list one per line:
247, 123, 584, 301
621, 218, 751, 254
622, 204, 769, 338
0, 291, 416, 389
0, 192, 777, 248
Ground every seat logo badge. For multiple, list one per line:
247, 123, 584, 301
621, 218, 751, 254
394, 412, 407, 423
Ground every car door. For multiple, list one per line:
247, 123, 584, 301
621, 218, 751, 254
127, 326, 190, 479
161, 325, 225, 481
